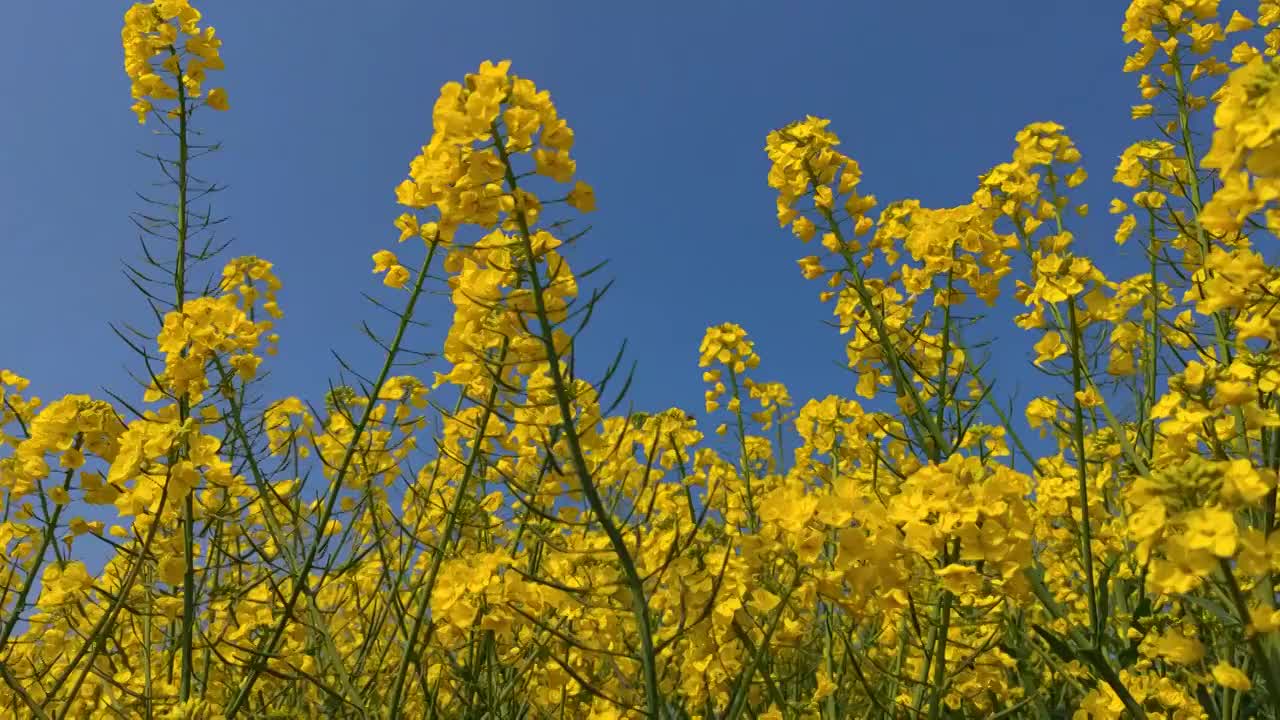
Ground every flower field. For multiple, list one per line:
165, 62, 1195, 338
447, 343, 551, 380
5, 1, 1280, 717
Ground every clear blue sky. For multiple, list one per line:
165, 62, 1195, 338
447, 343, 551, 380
3, 1, 1165, 429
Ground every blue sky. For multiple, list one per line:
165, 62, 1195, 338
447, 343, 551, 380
3, 1, 1159, 433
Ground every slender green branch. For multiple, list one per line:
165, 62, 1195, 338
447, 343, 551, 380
224, 246, 436, 719
493, 120, 662, 719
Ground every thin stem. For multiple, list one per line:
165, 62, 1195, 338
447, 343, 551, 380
1067, 301, 1100, 642
173, 50, 197, 703
493, 121, 662, 719
224, 246, 436, 719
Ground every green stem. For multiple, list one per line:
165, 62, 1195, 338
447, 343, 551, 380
811, 188, 945, 463
1219, 560, 1280, 716
0, 661, 50, 720
168, 46, 196, 704
0, 454, 80, 653
47, 482, 174, 719
727, 366, 759, 532
1067, 301, 1100, 642
386, 355, 508, 717
224, 246, 436, 719
925, 591, 953, 720
493, 122, 662, 719
1169, 46, 1253, 463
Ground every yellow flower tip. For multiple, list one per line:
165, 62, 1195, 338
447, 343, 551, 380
1226, 11, 1255, 34
395, 213, 420, 242
131, 99, 152, 124
1115, 214, 1137, 245
567, 181, 596, 212
792, 216, 816, 242
372, 249, 398, 273
206, 87, 228, 111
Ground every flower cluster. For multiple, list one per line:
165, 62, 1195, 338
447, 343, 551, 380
122, 0, 226, 123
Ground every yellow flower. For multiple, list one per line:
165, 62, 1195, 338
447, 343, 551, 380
37, 562, 95, 608
1225, 10, 1255, 33
935, 563, 980, 594
1222, 459, 1274, 504
158, 555, 186, 585
797, 255, 825, 280
1073, 386, 1101, 408
206, 87, 228, 111
698, 323, 760, 374
1183, 506, 1238, 558
1025, 397, 1059, 435
1152, 630, 1205, 665
372, 249, 398, 273
1114, 214, 1137, 245
383, 265, 410, 289
566, 180, 596, 212
792, 216, 816, 242
1212, 661, 1253, 690
59, 447, 85, 469
1033, 331, 1068, 366
394, 213, 419, 241
1127, 499, 1166, 540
